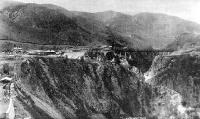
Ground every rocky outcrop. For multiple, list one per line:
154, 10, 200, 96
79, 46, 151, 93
127, 51, 158, 73
14, 57, 158, 119
147, 49, 200, 118
10, 48, 200, 119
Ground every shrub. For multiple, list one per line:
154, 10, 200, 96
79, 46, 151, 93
3, 63, 10, 75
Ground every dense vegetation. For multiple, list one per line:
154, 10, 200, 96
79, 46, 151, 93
1, 3, 200, 50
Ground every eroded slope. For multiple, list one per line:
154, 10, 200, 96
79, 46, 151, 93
14, 57, 157, 119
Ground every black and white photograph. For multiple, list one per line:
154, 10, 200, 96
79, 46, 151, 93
0, 0, 200, 119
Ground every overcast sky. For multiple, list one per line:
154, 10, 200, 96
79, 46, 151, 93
5, 0, 200, 23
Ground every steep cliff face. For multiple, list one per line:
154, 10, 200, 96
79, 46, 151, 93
127, 51, 158, 73
2, 50, 199, 118
147, 48, 200, 118
14, 57, 157, 119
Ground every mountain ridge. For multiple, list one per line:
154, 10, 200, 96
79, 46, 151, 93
0, 2, 200, 50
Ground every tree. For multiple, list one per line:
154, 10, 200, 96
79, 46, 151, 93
2, 42, 13, 53
3, 63, 10, 75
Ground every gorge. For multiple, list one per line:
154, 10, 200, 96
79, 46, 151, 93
0, 47, 197, 119
0, 1, 200, 119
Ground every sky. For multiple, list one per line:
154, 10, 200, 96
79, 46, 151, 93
3, 0, 200, 23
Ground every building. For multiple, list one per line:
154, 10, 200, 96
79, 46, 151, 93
27, 50, 56, 56
13, 47, 23, 55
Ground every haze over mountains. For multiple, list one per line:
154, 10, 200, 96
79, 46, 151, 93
0, 1, 200, 50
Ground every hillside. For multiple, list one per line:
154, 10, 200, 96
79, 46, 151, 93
13, 57, 158, 119
0, 3, 151, 50
74, 11, 152, 49
1, 3, 97, 46
1, 2, 200, 50
146, 48, 200, 118
166, 33, 200, 50
0, 54, 197, 119
94, 11, 200, 49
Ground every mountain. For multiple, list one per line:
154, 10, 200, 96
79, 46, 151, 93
166, 33, 200, 50
1, 3, 98, 46
0, 3, 152, 50
95, 10, 124, 23
94, 11, 200, 49
72, 11, 153, 49
1, 2, 200, 50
